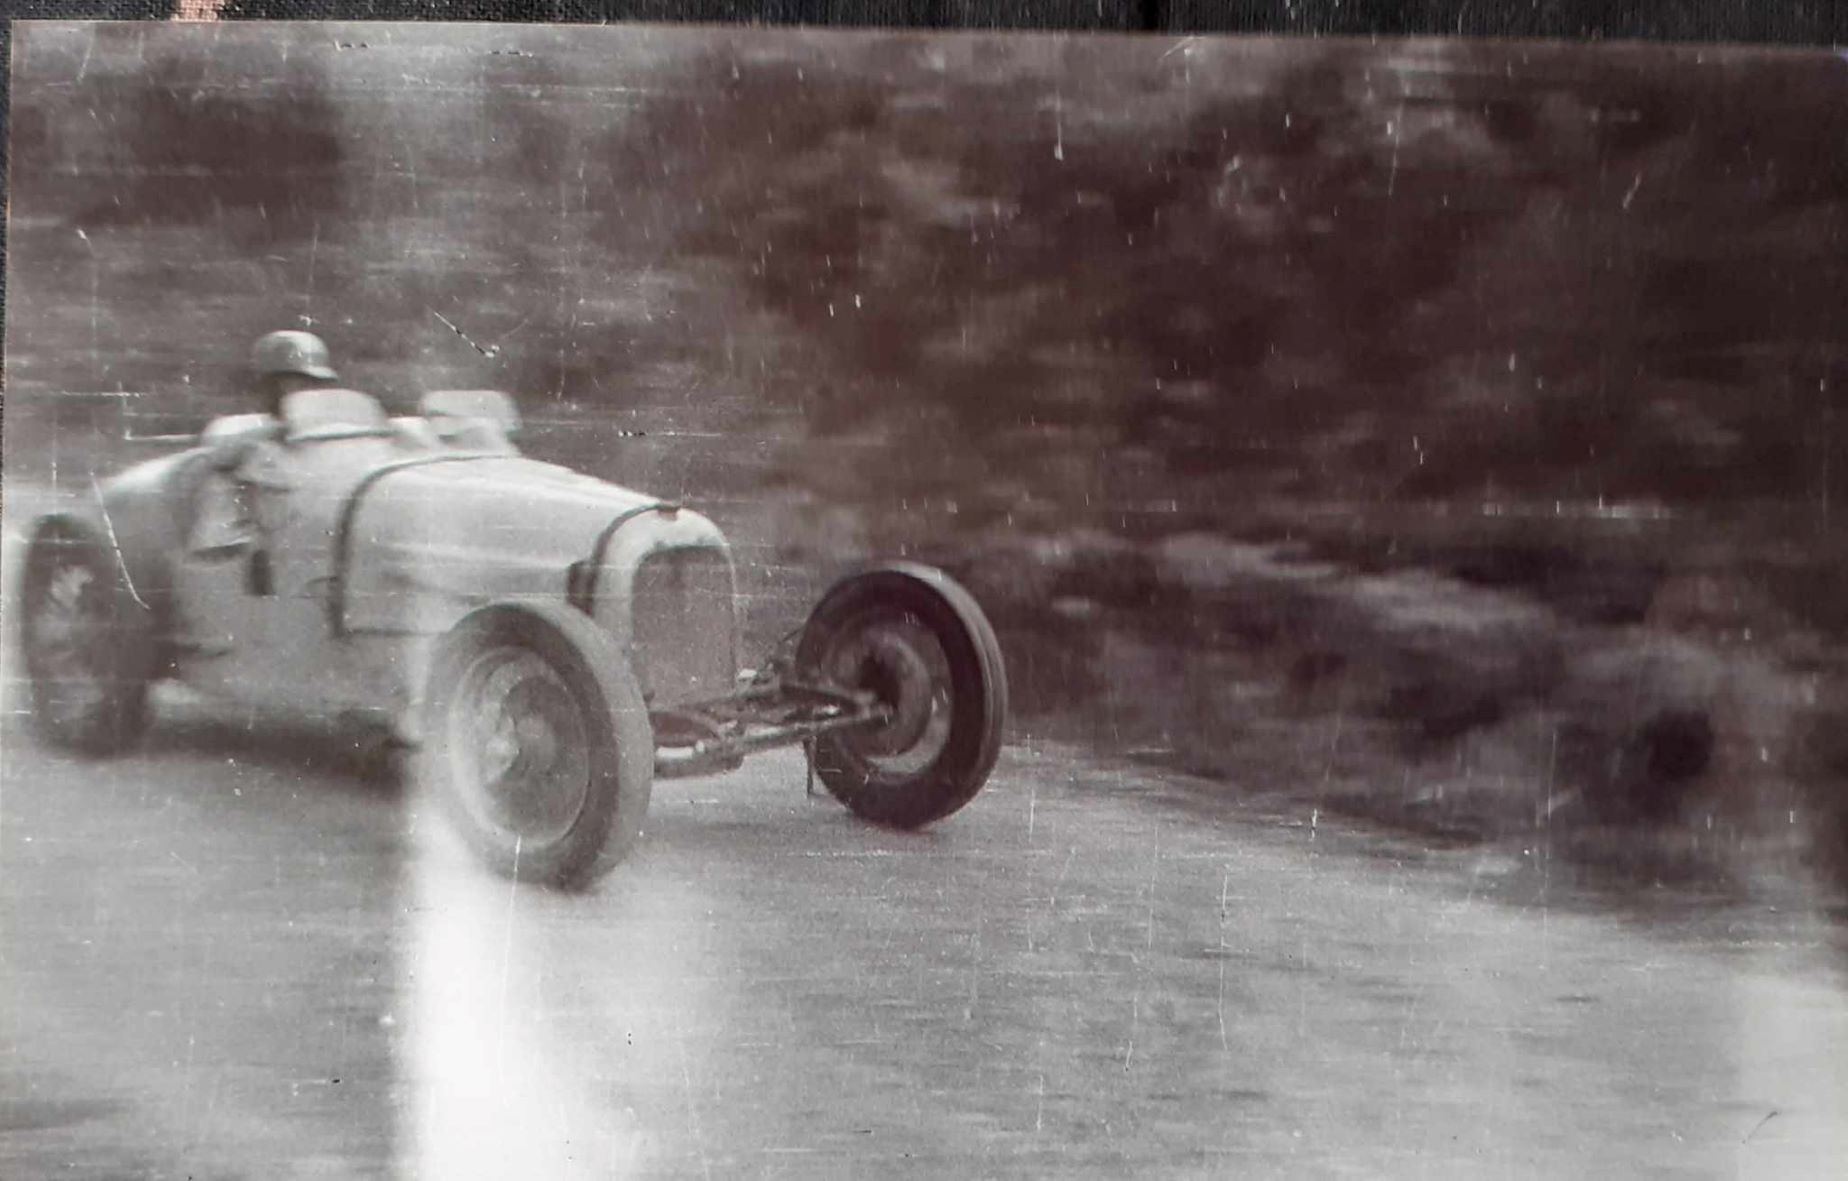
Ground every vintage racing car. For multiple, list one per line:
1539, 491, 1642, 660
16, 388, 1008, 888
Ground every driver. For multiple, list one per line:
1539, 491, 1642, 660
251, 329, 341, 419
190, 330, 343, 572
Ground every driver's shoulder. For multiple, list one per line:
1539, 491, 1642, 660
202, 412, 282, 446
199, 412, 285, 469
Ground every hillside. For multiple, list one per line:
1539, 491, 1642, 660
6, 24, 1845, 889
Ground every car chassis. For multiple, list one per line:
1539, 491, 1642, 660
651, 666, 890, 782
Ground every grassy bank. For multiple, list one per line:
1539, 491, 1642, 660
768, 499, 1848, 902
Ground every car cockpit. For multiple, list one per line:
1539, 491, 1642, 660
196, 387, 521, 462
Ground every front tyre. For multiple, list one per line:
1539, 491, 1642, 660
796, 563, 1008, 829
421, 601, 653, 890
18, 516, 155, 755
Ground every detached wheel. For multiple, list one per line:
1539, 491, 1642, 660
422, 601, 653, 889
18, 516, 154, 755
796, 563, 1008, 829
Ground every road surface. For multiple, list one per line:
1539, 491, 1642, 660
4, 680, 1847, 1179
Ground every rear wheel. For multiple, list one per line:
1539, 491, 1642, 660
19, 517, 154, 755
796, 564, 1007, 829
421, 601, 653, 889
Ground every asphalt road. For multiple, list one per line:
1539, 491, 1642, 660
4, 677, 1848, 1179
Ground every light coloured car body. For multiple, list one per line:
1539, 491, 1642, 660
23, 386, 1010, 887
73, 389, 738, 736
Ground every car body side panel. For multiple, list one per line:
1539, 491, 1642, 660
71, 434, 741, 723
339, 455, 659, 637
335, 456, 737, 714
165, 434, 403, 708
96, 449, 216, 649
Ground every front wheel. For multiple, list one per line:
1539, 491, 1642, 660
796, 563, 1008, 829
421, 601, 654, 889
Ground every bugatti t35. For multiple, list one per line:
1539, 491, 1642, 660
16, 388, 1007, 888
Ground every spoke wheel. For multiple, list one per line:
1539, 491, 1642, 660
422, 601, 653, 889
812, 613, 955, 775
19, 518, 153, 755
445, 649, 593, 849
796, 564, 1007, 829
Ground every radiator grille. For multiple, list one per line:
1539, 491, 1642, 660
628, 546, 736, 707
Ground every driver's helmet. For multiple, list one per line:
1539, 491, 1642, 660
252, 330, 337, 382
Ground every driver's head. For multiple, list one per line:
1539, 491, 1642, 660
252, 330, 338, 416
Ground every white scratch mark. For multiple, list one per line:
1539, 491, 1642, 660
1124, 848, 1159, 1071
677, 1012, 715, 1181
304, 221, 320, 312
433, 310, 502, 358
89, 476, 151, 610
1622, 172, 1643, 210
1124, 995, 1138, 1071
1819, 380, 1832, 530
1217, 867, 1232, 1051
966, 896, 984, 1020
1047, 845, 1075, 912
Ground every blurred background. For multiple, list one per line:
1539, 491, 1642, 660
6, 22, 1846, 889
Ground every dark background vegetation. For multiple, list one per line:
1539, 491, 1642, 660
9, 29, 1840, 527
4, 21, 1846, 889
